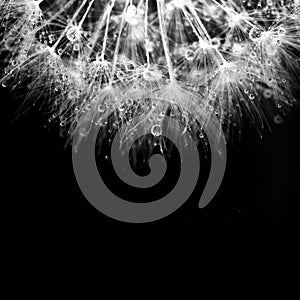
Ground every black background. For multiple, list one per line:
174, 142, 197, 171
6, 83, 300, 233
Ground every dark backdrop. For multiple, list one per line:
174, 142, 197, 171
6, 85, 300, 233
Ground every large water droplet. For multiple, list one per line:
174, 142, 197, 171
249, 27, 262, 41
151, 124, 162, 137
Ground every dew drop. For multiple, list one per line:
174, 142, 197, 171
249, 27, 262, 41
151, 124, 162, 137
185, 49, 195, 61
98, 104, 106, 112
126, 98, 133, 106
66, 26, 81, 43
273, 114, 283, 124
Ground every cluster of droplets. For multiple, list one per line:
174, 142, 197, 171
1, 0, 300, 143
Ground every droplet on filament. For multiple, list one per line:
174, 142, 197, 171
151, 124, 162, 137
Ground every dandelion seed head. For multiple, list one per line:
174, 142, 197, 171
0, 0, 299, 143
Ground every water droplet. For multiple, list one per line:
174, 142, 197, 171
249, 27, 262, 42
126, 98, 134, 106
151, 124, 162, 137
273, 114, 283, 124
66, 26, 81, 43
185, 49, 195, 61
98, 104, 106, 112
